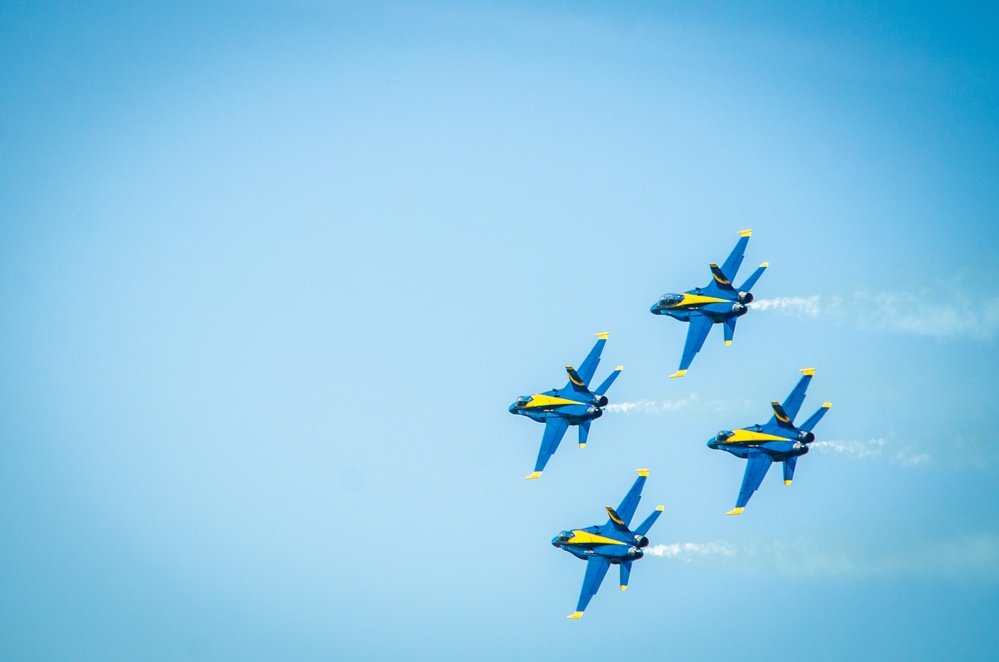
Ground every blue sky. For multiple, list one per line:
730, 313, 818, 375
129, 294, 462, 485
2, 1, 998, 659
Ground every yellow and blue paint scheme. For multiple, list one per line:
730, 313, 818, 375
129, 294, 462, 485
509, 333, 623, 479
708, 369, 832, 515
552, 470, 665, 618
649, 230, 768, 377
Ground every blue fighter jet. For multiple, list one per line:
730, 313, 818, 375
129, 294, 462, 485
709, 368, 832, 515
509, 333, 622, 480
552, 469, 664, 619
650, 230, 768, 378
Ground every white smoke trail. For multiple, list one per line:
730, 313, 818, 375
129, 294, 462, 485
750, 295, 822, 318
645, 535, 999, 581
752, 290, 999, 340
605, 394, 697, 414
645, 542, 736, 559
811, 438, 931, 465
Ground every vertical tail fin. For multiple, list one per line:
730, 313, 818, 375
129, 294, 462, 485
723, 317, 737, 346
782, 456, 798, 485
619, 561, 632, 591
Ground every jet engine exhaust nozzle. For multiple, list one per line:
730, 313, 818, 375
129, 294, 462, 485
798, 431, 815, 444
737, 291, 754, 304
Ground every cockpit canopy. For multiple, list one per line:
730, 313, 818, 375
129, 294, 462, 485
659, 294, 684, 307
556, 530, 573, 542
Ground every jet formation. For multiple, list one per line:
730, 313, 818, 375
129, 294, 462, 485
708, 368, 831, 515
552, 469, 664, 619
509, 230, 835, 618
650, 230, 768, 378
509, 333, 622, 480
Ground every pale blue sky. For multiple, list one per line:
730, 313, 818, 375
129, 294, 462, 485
2, 2, 998, 660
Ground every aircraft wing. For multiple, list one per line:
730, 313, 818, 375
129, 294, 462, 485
613, 470, 648, 527
673, 314, 714, 377
527, 417, 570, 479
720, 230, 752, 282
576, 334, 608, 387
772, 368, 814, 424
729, 450, 773, 514
568, 556, 611, 618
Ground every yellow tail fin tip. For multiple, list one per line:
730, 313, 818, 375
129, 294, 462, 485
784, 480, 792, 485
738, 229, 752, 236
568, 611, 583, 619
620, 585, 627, 591
636, 468, 649, 476
525, 471, 542, 480
800, 368, 815, 376
726, 507, 744, 516
595, 332, 609, 339
669, 370, 687, 379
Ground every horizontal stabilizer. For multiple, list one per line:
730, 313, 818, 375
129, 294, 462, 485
739, 263, 767, 292
800, 402, 831, 432
593, 366, 623, 396
634, 505, 664, 536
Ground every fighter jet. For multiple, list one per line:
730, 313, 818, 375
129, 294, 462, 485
552, 469, 664, 619
708, 368, 831, 515
509, 333, 622, 480
650, 230, 768, 378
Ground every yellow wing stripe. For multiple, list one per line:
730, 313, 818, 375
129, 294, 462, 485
566, 530, 626, 546
726, 429, 788, 443
523, 394, 580, 409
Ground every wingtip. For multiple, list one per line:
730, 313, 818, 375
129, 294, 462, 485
578, 443, 586, 449
620, 585, 628, 591
567, 611, 583, 619
615, 365, 623, 371
669, 370, 687, 379
823, 402, 832, 408
525, 471, 542, 480
784, 479, 792, 486
760, 261, 769, 268
656, 505, 664, 511
724, 340, 732, 346
800, 368, 815, 376
738, 229, 752, 237
726, 507, 745, 516
636, 468, 649, 477
595, 332, 609, 339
